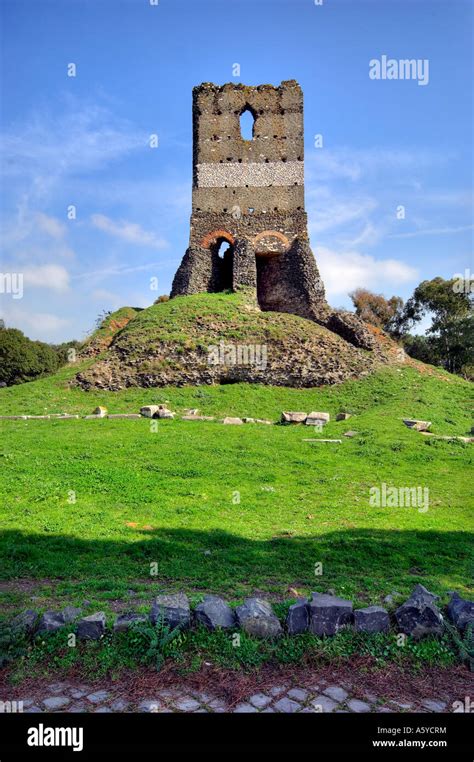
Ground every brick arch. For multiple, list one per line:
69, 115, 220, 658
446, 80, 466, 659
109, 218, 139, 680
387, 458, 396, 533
253, 229, 290, 252
200, 229, 235, 249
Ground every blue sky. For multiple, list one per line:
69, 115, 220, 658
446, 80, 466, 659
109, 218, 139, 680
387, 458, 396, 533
1, 0, 472, 342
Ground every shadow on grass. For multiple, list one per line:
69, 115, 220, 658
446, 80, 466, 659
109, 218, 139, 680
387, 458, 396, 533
0, 527, 472, 598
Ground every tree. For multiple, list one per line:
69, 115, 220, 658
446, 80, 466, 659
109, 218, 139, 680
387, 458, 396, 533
350, 288, 404, 335
0, 328, 60, 385
399, 277, 473, 374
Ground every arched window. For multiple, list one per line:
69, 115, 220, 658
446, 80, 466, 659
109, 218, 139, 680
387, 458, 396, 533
217, 240, 231, 259
239, 108, 255, 141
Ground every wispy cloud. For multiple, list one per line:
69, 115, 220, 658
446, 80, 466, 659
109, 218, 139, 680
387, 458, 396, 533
91, 213, 168, 249
389, 224, 474, 239
23, 264, 70, 292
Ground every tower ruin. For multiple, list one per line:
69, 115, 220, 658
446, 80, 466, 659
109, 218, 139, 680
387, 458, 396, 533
171, 81, 374, 351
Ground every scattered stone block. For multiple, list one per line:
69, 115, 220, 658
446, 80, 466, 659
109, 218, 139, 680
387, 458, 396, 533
403, 419, 432, 432
92, 406, 108, 417
77, 612, 106, 640
0, 415, 28, 420
344, 431, 358, 437
150, 593, 190, 630
354, 606, 390, 633
107, 414, 141, 419
56, 414, 79, 419
235, 597, 282, 638
394, 584, 443, 640
194, 595, 235, 630
223, 417, 243, 424
336, 412, 351, 421
181, 414, 215, 421
306, 411, 330, 425
113, 612, 147, 632
447, 592, 474, 633
255, 419, 272, 425
242, 417, 255, 423
309, 593, 353, 636
286, 600, 309, 634
140, 404, 175, 419
26, 415, 50, 419
281, 411, 307, 424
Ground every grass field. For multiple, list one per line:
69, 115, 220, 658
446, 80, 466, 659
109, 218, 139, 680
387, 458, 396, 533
1, 360, 473, 620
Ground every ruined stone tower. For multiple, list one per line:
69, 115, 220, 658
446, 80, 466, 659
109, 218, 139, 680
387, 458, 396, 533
171, 81, 374, 350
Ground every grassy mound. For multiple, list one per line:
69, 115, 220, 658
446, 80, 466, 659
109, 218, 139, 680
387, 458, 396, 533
80, 306, 140, 357
74, 292, 398, 390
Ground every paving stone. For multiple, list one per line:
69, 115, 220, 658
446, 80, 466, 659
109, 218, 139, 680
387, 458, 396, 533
21, 699, 34, 708
261, 708, 275, 713
249, 693, 272, 708
43, 696, 71, 710
46, 682, 71, 694
392, 701, 413, 710
138, 699, 164, 713
421, 699, 447, 712
86, 690, 110, 704
233, 703, 258, 713
174, 697, 201, 712
68, 702, 87, 713
347, 699, 371, 712
269, 685, 288, 697
378, 707, 394, 713
25, 706, 43, 713
310, 695, 338, 713
273, 697, 301, 713
110, 699, 130, 712
70, 689, 88, 699
287, 688, 309, 702
95, 707, 112, 713
207, 698, 228, 712
323, 685, 349, 703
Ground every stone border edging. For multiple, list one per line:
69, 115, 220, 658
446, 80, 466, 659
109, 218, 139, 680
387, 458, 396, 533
8, 586, 473, 647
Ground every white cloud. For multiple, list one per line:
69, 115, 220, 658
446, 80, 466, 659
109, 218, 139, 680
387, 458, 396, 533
35, 212, 67, 239
23, 264, 70, 291
91, 214, 168, 249
0, 305, 70, 341
315, 246, 418, 298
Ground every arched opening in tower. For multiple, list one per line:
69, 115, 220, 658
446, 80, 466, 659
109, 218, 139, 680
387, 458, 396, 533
256, 254, 283, 311
212, 238, 234, 292
239, 107, 255, 141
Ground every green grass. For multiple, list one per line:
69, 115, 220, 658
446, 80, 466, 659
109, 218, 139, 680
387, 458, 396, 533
1, 360, 472, 616
2, 620, 459, 683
